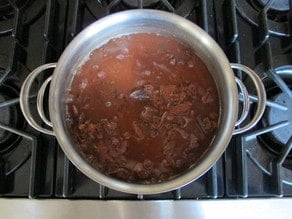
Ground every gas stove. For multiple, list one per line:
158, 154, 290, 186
0, 0, 291, 205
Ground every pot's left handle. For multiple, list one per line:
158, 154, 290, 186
20, 63, 56, 136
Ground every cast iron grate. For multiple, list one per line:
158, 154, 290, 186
217, 0, 292, 197
0, 0, 66, 198
235, 0, 292, 37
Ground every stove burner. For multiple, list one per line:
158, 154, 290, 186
254, 0, 289, 12
0, 82, 24, 154
265, 91, 292, 144
122, 0, 159, 8
256, 65, 292, 165
260, 86, 292, 159
235, 0, 290, 36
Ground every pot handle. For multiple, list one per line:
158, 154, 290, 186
20, 63, 56, 136
231, 63, 266, 135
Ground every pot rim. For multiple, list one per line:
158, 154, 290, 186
49, 9, 238, 194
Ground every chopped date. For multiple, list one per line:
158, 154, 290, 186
152, 93, 165, 110
186, 84, 197, 99
179, 91, 187, 102
163, 141, 175, 156
141, 106, 158, 122
177, 116, 191, 128
109, 168, 130, 180
173, 127, 189, 139
120, 141, 128, 153
168, 102, 192, 115
143, 159, 154, 169
134, 162, 151, 179
111, 137, 120, 146
175, 159, 184, 169
123, 131, 131, 139
144, 84, 154, 96
72, 105, 78, 116
197, 114, 213, 133
161, 158, 174, 169
108, 138, 128, 157
101, 118, 117, 135
150, 129, 159, 138
132, 121, 144, 140
88, 123, 100, 139
78, 121, 103, 140
158, 173, 170, 182
189, 134, 199, 149
183, 147, 193, 159
78, 113, 85, 124
160, 85, 176, 100
116, 155, 127, 167
201, 88, 214, 103
152, 115, 161, 128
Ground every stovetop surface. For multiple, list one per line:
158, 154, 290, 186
0, 0, 291, 199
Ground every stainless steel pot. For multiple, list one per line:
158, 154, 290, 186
19, 10, 266, 194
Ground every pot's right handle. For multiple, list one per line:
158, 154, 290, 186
20, 63, 56, 136
231, 63, 267, 135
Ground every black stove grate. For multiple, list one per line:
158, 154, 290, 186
0, 0, 67, 197
0, 0, 291, 199
215, 0, 292, 197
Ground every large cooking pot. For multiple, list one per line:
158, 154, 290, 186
20, 10, 266, 194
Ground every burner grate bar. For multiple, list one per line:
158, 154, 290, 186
160, 0, 174, 12
70, 0, 82, 38
271, 162, 283, 196
277, 136, 292, 165
258, 10, 269, 45
0, 159, 5, 193
271, 137, 292, 197
207, 165, 218, 198
28, 136, 39, 198
99, 184, 107, 199
236, 140, 248, 197
62, 157, 74, 197
289, 0, 292, 37
108, 0, 121, 10
0, 98, 20, 108
0, 122, 33, 139
138, 0, 143, 9
239, 93, 288, 111
224, 0, 238, 44
0, 94, 36, 108
201, 0, 208, 32
244, 121, 289, 141
263, 0, 275, 11
173, 188, 181, 200
137, 194, 143, 199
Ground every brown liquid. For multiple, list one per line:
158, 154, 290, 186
65, 33, 220, 184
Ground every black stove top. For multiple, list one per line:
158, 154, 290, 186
0, 0, 291, 199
